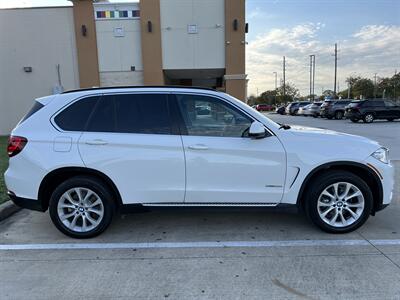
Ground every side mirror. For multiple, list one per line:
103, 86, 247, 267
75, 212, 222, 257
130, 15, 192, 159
249, 121, 266, 139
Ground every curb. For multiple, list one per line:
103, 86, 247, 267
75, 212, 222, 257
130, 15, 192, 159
0, 200, 21, 221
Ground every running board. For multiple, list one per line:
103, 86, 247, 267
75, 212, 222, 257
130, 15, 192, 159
142, 203, 279, 207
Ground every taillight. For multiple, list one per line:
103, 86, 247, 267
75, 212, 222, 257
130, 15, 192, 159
7, 136, 28, 157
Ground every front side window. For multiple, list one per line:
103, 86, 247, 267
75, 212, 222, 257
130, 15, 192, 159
87, 93, 172, 134
54, 96, 99, 131
176, 94, 252, 138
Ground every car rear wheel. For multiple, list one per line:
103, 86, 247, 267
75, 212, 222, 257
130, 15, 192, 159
363, 113, 374, 123
305, 171, 372, 233
49, 176, 115, 238
335, 111, 344, 120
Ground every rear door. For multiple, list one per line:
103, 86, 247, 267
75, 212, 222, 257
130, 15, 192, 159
173, 93, 286, 204
78, 93, 185, 204
368, 101, 386, 118
384, 101, 400, 118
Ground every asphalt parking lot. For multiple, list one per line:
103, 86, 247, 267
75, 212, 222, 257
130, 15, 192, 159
1, 115, 400, 299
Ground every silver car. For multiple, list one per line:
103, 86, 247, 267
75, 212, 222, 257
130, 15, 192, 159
298, 104, 313, 116
308, 102, 323, 117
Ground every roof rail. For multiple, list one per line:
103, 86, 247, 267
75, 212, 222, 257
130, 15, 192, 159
61, 85, 219, 94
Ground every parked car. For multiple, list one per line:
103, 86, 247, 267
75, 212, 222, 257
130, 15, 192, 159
285, 102, 299, 115
286, 101, 311, 115
255, 104, 273, 111
345, 99, 400, 123
308, 102, 323, 117
298, 104, 312, 116
5, 86, 393, 238
275, 105, 286, 115
320, 99, 352, 119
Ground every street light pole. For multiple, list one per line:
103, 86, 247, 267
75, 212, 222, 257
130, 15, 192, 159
283, 56, 286, 101
309, 55, 315, 101
273, 72, 277, 105
333, 43, 337, 97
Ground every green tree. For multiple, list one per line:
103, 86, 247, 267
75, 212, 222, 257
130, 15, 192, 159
346, 76, 374, 99
276, 82, 299, 103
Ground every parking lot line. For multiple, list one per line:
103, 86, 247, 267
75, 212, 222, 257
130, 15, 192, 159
1, 239, 400, 251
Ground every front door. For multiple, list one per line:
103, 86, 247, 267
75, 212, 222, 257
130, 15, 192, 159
174, 93, 286, 204
78, 93, 185, 204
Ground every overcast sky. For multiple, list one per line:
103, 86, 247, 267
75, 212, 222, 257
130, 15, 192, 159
1, 0, 399, 96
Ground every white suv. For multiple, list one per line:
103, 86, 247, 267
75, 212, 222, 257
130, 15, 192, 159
5, 87, 394, 238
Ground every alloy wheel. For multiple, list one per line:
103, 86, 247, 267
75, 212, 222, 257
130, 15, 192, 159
317, 182, 365, 228
364, 114, 374, 123
57, 187, 104, 233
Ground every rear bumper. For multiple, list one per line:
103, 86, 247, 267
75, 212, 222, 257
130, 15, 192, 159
344, 111, 361, 119
320, 109, 333, 117
8, 191, 46, 212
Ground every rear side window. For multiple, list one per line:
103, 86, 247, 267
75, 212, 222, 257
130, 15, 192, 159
384, 101, 395, 107
54, 96, 99, 131
348, 101, 362, 107
87, 93, 172, 134
367, 101, 384, 107
20, 101, 44, 124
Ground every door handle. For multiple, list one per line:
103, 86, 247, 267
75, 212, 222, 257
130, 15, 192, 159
85, 139, 108, 146
188, 144, 209, 150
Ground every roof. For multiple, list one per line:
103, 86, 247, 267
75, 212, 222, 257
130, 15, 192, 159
61, 85, 219, 94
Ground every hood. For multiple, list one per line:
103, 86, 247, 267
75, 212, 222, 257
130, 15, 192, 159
278, 125, 381, 162
289, 125, 378, 144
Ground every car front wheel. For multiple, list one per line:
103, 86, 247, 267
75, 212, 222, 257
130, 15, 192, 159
305, 171, 372, 233
363, 113, 374, 123
49, 176, 115, 238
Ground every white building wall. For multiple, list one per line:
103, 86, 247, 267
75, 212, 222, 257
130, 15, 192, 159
160, 0, 225, 70
0, 7, 79, 135
94, 3, 144, 86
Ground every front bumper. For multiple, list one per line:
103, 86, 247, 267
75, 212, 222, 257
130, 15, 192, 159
365, 156, 394, 207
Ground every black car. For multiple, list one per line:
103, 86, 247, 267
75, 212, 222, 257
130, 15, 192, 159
275, 105, 286, 115
320, 99, 352, 119
344, 100, 400, 123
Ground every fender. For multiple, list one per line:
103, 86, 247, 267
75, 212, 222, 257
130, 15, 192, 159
296, 161, 383, 213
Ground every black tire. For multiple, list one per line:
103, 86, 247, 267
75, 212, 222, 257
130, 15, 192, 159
335, 111, 344, 120
49, 176, 115, 238
327, 115, 333, 120
387, 118, 394, 122
304, 171, 373, 233
313, 114, 318, 118
350, 118, 359, 123
363, 113, 374, 123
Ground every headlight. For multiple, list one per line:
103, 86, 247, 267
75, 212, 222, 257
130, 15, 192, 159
371, 147, 389, 164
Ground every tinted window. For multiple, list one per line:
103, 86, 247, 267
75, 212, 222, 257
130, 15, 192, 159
367, 101, 384, 107
384, 101, 395, 107
87, 94, 172, 134
176, 94, 252, 138
348, 101, 363, 107
55, 96, 99, 131
20, 101, 44, 124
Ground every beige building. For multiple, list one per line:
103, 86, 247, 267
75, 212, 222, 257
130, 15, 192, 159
0, 0, 247, 135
